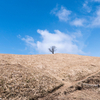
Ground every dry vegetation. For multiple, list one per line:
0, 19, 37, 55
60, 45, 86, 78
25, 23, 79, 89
0, 53, 100, 100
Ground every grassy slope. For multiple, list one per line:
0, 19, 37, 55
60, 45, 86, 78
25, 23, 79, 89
0, 53, 100, 99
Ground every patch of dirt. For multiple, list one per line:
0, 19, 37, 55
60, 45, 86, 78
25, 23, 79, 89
40, 71, 100, 100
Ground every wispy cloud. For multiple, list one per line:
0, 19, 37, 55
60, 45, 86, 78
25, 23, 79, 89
70, 18, 86, 26
92, 0, 100, 2
20, 29, 85, 54
51, 6, 71, 22
83, 1, 91, 13
21, 35, 36, 47
90, 8, 100, 27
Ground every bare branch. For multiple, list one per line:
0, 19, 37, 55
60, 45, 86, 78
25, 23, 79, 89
48, 46, 56, 54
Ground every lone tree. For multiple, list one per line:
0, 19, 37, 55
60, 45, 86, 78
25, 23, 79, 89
48, 46, 56, 54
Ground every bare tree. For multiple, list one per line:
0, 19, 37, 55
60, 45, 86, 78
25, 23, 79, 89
48, 46, 56, 54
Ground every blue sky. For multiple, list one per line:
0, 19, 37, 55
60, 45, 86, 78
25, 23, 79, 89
0, 0, 100, 56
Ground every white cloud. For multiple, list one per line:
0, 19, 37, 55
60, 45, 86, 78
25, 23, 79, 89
83, 1, 91, 13
51, 6, 71, 22
91, 8, 100, 27
20, 30, 84, 54
21, 35, 36, 47
70, 18, 85, 26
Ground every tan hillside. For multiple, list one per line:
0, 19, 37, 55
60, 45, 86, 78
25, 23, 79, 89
0, 53, 100, 100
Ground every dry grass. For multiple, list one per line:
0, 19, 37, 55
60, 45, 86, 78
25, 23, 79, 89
0, 63, 63, 100
0, 53, 100, 100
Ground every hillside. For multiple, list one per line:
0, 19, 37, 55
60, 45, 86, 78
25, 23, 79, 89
0, 54, 100, 100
